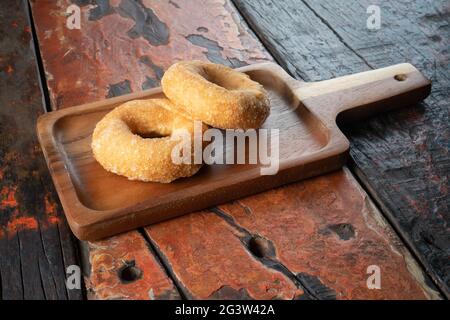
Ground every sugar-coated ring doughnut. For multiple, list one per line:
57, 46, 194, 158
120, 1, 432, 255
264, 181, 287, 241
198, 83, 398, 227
92, 99, 204, 183
161, 60, 270, 129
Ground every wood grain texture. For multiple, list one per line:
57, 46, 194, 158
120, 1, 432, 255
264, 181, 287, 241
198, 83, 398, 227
30, 0, 441, 299
0, 0, 82, 300
232, 0, 449, 297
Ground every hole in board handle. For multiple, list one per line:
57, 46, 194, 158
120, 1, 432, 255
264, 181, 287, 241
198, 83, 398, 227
394, 74, 407, 81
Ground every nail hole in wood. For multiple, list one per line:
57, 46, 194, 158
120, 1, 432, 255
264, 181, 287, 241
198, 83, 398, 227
394, 74, 407, 81
118, 261, 142, 283
248, 235, 274, 258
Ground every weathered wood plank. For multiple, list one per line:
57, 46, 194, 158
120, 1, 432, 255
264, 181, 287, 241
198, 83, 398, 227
30, 0, 268, 110
232, 0, 370, 81
30, 0, 441, 299
144, 169, 440, 299
217, 168, 439, 299
80, 231, 181, 300
84, 232, 180, 300
145, 212, 303, 299
0, 0, 83, 300
232, 0, 449, 297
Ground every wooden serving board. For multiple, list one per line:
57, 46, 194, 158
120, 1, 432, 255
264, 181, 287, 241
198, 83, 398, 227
37, 62, 430, 240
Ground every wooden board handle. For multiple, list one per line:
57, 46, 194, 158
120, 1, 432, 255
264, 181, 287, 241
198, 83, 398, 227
296, 63, 431, 124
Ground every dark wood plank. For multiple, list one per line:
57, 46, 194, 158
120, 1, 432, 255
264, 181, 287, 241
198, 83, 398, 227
232, 0, 370, 81
0, 0, 83, 299
302, 0, 450, 297
31, 0, 440, 299
232, 0, 449, 297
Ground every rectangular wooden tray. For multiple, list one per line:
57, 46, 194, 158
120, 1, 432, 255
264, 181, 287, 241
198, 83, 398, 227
37, 62, 430, 240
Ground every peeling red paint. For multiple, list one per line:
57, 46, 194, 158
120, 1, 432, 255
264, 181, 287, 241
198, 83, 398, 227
30, 0, 269, 110
217, 169, 434, 299
1, 185, 18, 208
145, 212, 303, 299
6, 216, 38, 234
0, 0, 84, 300
47, 216, 59, 225
44, 193, 60, 225
86, 232, 180, 300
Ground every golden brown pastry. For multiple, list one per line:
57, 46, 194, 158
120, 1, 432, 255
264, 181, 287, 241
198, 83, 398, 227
161, 60, 270, 129
91, 98, 204, 183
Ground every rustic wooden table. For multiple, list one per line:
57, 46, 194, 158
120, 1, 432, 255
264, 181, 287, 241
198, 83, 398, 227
0, 0, 448, 300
